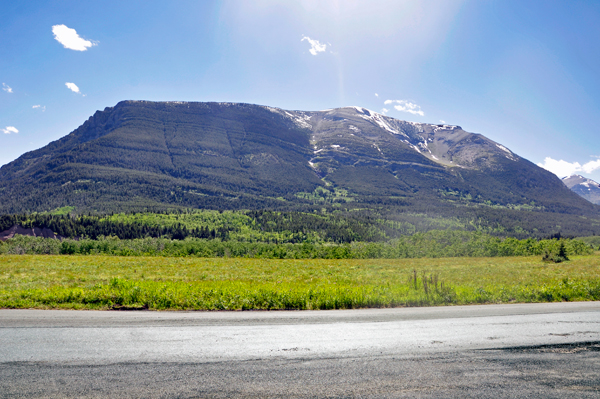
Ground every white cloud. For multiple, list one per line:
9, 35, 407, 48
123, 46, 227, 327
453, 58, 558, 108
32, 105, 46, 111
384, 99, 425, 116
582, 159, 600, 173
301, 36, 327, 55
537, 157, 600, 178
65, 82, 80, 93
1, 126, 18, 134
2, 83, 13, 93
375, 93, 379, 97
52, 24, 96, 51
440, 120, 446, 124
381, 108, 389, 115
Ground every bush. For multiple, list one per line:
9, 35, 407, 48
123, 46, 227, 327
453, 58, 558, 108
542, 242, 569, 263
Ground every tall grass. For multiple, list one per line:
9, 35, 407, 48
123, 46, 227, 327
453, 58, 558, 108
1, 255, 599, 310
3, 277, 599, 310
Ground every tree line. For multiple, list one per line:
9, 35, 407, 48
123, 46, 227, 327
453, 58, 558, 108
0, 214, 227, 240
1, 230, 593, 259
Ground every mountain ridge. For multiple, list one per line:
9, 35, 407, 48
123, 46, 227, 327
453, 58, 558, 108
0, 100, 598, 237
562, 174, 600, 205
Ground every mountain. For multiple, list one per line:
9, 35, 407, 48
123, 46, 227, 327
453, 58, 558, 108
562, 175, 600, 205
1, 100, 599, 237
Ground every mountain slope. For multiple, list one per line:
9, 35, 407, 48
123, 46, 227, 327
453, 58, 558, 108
0, 100, 598, 236
299, 106, 588, 215
0, 102, 323, 212
562, 175, 600, 205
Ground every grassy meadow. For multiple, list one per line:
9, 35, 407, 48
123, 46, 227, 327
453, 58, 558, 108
1, 254, 599, 310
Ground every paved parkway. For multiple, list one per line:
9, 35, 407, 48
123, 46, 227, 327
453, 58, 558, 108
1, 302, 599, 398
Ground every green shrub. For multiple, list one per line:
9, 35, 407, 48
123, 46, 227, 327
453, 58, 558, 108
0, 231, 593, 259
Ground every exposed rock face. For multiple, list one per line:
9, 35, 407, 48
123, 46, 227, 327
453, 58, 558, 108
562, 175, 600, 205
299, 106, 518, 173
0, 225, 63, 241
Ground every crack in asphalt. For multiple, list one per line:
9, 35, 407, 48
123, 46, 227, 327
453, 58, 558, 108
490, 341, 600, 353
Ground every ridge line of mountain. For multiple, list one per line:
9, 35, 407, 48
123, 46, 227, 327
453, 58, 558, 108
0, 100, 598, 237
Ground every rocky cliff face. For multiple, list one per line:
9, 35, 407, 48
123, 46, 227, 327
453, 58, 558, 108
0, 225, 64, 241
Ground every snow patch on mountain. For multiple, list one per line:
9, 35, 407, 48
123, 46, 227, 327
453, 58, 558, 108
285, 111, 313, 129
406, 121, 425, 133
401, 139, 421, 153
370, 114, 403, 136
493, 143, 518, 161
433, 125, 459, 133
496, 144, 511, 154
347, 106, 408, 137
418, 140, 433, 155
562, 174, 600, 204
264, 106, 313, 129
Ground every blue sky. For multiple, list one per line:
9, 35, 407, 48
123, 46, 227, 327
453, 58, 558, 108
2, 0, 600, 181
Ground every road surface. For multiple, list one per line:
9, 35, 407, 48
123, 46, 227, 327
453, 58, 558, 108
1, 302, 599, 397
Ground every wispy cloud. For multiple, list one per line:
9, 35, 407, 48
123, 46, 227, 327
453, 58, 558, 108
2, 83, 13, 93
301, 36, 327, 56
52, 24, 97, 51
65, 82, 80, 93
384, 99, 425, 116
537, 157, 600, 178
440, 120, 446, 124
375, 93, 379, 97
381, 108, 389, 115
32, 105, 46, 112
1, 126, 18, 134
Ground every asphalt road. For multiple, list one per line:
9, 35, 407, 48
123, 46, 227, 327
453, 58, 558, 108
1, 302, 599, 398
